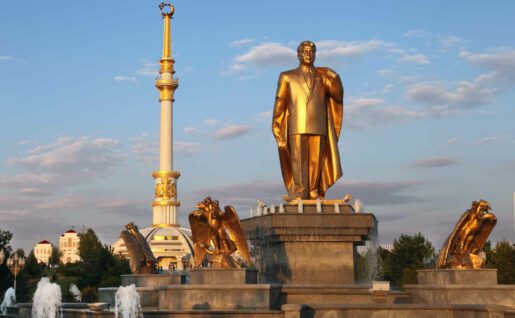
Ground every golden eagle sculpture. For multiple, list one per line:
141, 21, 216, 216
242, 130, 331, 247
437, 200, 497, 269
189, 197, 252, 268
120, 222, 157, 274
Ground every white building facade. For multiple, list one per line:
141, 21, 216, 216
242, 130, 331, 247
34, 240, 53, 265
59, 229, 81, 264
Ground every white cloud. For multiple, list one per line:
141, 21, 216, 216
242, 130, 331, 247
174, 141, 202, 156
403, 30, 465, 52
213, 125, 253, 139
184, 127, 199, 134
406, 75, 497, 111
474, 135, 511, 145
224, 43, 296, 75
255, 111, 273, 121
316, 40, 386, 59
19, 188, 52, 196
403, 29, 431, 38
230, 38, 255, 47
136, 61, 159, 77
114, 75, 137, 82
224, 39, 429, 76
383, 84, 394, 93
460, 48, 515, 83
0, 135, 126, 245
0, 173, 58, 189
409, 157, 459, 168
345, 98, 429, 129
445, 137, 460, 145
377, 69, 394, 76
397, 53, 430, 65
352, 98, 384, 107
439, 35, 465, 49
0, 191, 150, 251
203, 119, 220, 127
129, 132, 158, 163
7, 137, 121, 179
0, 56, 13, 61
130, 132, 202, 162
346, 68, 501, 129
235, 43, 296, 66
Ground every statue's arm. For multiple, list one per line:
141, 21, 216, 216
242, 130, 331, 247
326, 69, 343, 104
272, 73, 288, 148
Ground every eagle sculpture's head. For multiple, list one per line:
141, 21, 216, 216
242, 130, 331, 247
195, 196, 223, 216
471, 200, 491, 215
125, 222, 139, 235
195, 196, 212, 212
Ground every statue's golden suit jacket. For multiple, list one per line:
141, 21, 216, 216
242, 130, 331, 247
273, 66, 344, 197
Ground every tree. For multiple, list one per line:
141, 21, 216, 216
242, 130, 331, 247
486, 240, 515, 284
377, 246, 392, 281
23, 250, 42, 277
14, 248, 25, 258
0, 230, 13, 255
76, 228, 130, 289
16, 250, 43, 302
78, 229, 103, 266
382, 233, 435, 288
0, 229, 13, 297
48, 245, 61, 268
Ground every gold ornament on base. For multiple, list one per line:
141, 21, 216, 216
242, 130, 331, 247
437, 200, 497, 269
189, 197, 252, 269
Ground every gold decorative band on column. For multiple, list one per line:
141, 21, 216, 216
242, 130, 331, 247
152, 223, 179, 228
159, 58, 175, 74
152, 170, 181, 179
153, 170, 179, 202
152, 200, 181, 207
155, 78, 179, 101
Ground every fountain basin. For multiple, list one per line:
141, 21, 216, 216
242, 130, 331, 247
121, 273, 186, 288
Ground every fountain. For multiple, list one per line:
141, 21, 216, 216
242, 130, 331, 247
364, 227, 380, 283
32, 277, 62, 318
1, 287, 16, 315
114, 285, 142, 318
68, 284, 81, 302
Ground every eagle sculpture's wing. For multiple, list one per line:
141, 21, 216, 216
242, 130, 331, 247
437, 210, 471, 269
470, 213, 497, 255
189, 210, 210, 267
120, 230, 143, 273
134, 231, 156, 263
222, 205, 252, 264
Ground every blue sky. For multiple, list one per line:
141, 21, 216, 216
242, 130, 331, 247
1, 1, 514, 251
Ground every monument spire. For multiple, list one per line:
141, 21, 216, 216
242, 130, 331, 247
152, 2, 180, 227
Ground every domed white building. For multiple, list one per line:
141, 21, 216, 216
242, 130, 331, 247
112, 225, 193, 270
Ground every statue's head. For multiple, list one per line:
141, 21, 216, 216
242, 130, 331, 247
297, 41, 316, 66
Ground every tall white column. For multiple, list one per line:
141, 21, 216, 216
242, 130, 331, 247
160, 73, 173, 172
152, 3, 180, 227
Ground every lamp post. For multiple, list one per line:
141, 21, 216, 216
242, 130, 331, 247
6, 253, 25, 291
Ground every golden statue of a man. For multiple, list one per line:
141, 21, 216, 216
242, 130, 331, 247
272, 41, 344, 200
